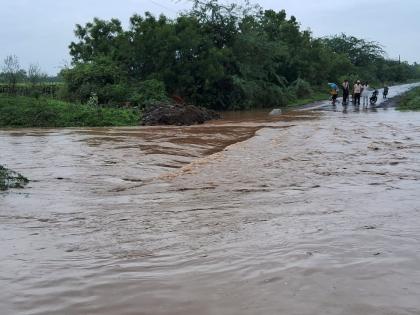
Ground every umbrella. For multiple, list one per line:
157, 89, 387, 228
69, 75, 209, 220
328, 82, 338, 89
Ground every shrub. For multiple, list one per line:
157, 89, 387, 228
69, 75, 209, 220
87, 92, 99, 107
60, 56, 125, 103
0, 95, 140, 127
0, 165, 29, 190
398, 87, 420, 111
129, 79, 168, 108
290, 79, 313, 98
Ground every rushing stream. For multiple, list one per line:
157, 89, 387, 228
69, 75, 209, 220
1, 84, 420, 315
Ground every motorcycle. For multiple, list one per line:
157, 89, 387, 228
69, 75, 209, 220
370, 89, 379, 106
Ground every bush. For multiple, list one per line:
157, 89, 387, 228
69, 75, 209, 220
232, 77, 294, 109
0, 95, 140, 127
100, 83, 131, 105
0, 165, 29, 191
129, 79, 168, 108
60, 56, 125, 103
290, 79, 313, 98
87, 92, 99, 107
61, 62, 169, 107
398, 87, 420, 111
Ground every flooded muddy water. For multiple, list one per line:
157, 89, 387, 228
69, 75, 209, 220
1, 83, 420, 314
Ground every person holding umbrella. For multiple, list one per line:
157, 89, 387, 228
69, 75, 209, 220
328, 82, 339, 106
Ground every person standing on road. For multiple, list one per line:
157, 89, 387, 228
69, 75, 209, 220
383, 85, 389, 99
353, 80, 362, 106
361, 82, 370, 108
342, 79, 350, 105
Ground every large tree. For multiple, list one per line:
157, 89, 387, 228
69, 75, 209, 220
322, 33, 385, 67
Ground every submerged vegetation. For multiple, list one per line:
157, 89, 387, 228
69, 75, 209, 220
397, 87, 420, 111
0, 165, 29, 191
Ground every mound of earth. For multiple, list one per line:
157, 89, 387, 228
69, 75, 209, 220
141, 102, 220, 126
0, 165, 29, 191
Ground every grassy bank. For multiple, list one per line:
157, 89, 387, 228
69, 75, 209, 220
286, 91, 329, 108
0, 165, 28, 191
0, 95, 140, 127
397, 87, 420, 111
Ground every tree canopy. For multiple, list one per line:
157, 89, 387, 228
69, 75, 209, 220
60, 0, 420, 109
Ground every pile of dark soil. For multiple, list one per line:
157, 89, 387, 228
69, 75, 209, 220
141, 102, 220, 126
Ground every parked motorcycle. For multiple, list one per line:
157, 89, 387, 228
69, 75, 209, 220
370, 89, 379, 106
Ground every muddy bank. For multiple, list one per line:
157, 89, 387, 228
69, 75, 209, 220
0, 165, 28, 191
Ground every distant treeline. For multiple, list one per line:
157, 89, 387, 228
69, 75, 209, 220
0, 55, 62, 98
0, 66, 61, 85
0, 83, 61, 98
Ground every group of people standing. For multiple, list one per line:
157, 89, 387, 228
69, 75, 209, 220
332, 80, 389, 108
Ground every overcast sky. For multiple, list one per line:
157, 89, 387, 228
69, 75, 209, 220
1, 0, 419, 75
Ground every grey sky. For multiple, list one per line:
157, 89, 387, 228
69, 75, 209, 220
1, 0, 419, 75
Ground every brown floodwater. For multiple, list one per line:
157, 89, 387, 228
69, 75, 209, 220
1, 83, 420, 315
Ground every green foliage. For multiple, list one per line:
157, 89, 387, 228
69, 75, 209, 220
290, 79, 313, 98
60, 0, 420, 110
233, 76, 291, 109
0, 94, 139, 127
322, 34, 385, 67
285, 90, 329, 108
69, 18, 124, 62
129, 79, 168, 108
0, 165, 29, 191
87, 92, 99, 107
0, 83, 61, 99
60, 56, 126, 103
397, 87, 420, 111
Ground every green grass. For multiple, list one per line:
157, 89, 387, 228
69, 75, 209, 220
405, 79, 420, 84
285, 91, 329, 108
0, 165, 29, 191
0, 95, 140, 127
397, 87, 420, 111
